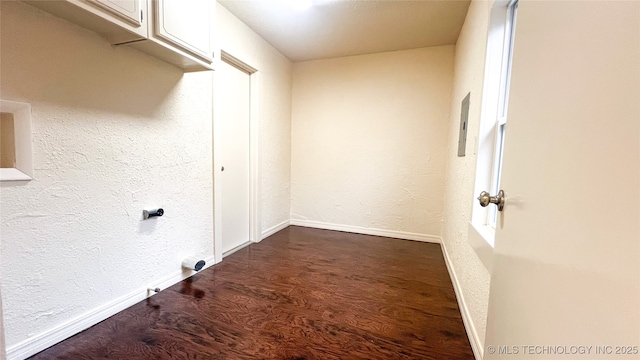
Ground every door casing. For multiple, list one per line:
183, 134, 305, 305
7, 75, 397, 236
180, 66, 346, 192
213, 51, 260, 263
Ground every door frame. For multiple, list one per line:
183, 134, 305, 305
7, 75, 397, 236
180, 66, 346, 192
213, 51, 260, 263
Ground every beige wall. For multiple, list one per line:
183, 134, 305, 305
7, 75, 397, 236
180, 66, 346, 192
215, 3, 293, 236
441, 0, 493, 354
0, 0, 213, 351
291, 46, 454, 239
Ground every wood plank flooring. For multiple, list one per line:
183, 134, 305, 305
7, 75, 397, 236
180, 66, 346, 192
29, 226, 474, 359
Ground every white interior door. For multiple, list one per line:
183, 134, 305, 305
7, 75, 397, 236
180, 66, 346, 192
217, 60, 251, 255
484, 1, 639, 358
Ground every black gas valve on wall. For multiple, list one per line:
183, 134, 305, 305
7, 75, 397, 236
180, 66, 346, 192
143, 208, 164, 220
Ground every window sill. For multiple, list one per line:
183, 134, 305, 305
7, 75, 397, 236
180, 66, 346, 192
468, 221, 495, 273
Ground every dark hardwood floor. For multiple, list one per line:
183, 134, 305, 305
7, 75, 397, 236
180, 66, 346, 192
29, 226, 474, 359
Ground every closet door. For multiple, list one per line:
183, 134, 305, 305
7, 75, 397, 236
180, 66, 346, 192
217, 60, 251, 255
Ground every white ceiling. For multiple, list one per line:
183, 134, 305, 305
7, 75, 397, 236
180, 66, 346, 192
217, 0, 471, 62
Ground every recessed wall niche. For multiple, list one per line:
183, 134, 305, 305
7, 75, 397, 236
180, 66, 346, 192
0, 100, 33, 181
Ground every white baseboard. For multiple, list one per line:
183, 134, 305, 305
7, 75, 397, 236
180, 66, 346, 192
6, 255, 216, 360
261, 219, 290, 240
440, 240, 483, 360
289, 219, 441, 243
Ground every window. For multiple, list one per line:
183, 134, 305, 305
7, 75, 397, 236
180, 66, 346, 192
488, 0, 518, 228
470, 0, 518, 251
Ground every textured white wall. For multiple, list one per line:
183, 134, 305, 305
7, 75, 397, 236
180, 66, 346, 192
0, 286, 4, 360
291, 47, 453, 237
215, 3, 292, 235
441, 0, 493, 349
0, 1, 213, 349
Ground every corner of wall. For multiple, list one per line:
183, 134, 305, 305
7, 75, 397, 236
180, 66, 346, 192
215, 2, 294, 237
440, 0, 494, 358
290, 47, 454, 239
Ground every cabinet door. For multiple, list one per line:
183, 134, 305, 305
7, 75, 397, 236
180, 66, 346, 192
25, 0, 147, 41
86, 0, 142, 26
153, 0, 213, 62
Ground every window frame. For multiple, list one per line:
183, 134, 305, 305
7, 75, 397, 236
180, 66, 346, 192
468, 0, 518, 270
488, 0, 518, 228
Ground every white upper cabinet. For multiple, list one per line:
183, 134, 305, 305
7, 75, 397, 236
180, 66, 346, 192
23, 0, 214, 71
24, 0, 148, 43
87, 0, 142, 27
152, 0, 212, 63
